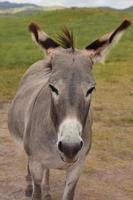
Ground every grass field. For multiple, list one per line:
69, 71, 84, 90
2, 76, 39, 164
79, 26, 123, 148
0, 8, 133, 199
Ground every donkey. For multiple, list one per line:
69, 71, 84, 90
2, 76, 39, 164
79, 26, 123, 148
8, 19, 131, 200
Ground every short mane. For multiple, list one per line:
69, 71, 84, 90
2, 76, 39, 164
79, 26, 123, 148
57, 27, 75, 50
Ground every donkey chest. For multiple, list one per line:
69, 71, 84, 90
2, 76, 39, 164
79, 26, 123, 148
30, 148, 73, 169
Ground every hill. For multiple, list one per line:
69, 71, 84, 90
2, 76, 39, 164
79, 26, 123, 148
0, 1, 66, 15
124, 6, 133, 11
0, 1, 41, 14
0, 1, 39, 9
1, 2, 133, 15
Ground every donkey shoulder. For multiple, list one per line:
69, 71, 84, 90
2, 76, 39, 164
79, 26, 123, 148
8, 59, 50, 140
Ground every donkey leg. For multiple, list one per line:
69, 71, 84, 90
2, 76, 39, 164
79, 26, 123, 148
63, 161, 85, 200
42, 169, 52, 200
29, 161, 43, 200
25, 162, 33, 197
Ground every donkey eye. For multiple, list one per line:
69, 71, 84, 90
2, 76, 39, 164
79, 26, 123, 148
86, 87, 95, 97
49, 84, 59, 95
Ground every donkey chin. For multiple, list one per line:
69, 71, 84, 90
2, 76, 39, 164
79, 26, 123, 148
60, 153, 79, 163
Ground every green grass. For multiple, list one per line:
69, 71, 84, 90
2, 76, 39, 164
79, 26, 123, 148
0, 8, 133, 169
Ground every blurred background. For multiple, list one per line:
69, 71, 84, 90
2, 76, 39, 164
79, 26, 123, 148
0, 1, 133, 200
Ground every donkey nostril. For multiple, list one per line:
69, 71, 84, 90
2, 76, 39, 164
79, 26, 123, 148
58, 141, 63, 152
80, 141, 83, 149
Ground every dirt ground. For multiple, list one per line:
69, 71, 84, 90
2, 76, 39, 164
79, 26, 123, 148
0, 103, 133, 200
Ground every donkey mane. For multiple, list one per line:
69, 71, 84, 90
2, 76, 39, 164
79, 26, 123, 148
57, 27, 75, 50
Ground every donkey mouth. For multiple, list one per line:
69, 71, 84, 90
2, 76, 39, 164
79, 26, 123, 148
60, 154, 78, 163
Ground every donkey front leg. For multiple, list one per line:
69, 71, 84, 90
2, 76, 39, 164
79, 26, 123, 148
63, 161, 85, 200
25, 161, 33, 197
42, 169, 52, 200
29, 160, 43, 200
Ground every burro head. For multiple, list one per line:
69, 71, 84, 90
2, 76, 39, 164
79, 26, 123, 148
29, 20, 131, 162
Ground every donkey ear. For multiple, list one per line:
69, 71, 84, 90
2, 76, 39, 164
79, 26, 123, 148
28, 22, 60, 53
85, 20, 131, 64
